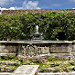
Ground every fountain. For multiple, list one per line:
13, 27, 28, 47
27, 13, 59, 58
32, 25, 42, 42
0, 25, 74, 58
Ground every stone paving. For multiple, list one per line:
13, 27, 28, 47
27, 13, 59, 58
11, 65, 39, 75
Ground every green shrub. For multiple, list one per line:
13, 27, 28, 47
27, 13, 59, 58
40, 69, 46, 72
1, 55, 16, 60
70, 62, 75, 66
48, 57, 60, 61
63, 68, 70, 72
53, 69, 60, 73
11, 63, 20, 66
0, 12, 75, 40
48, 57, 53, 61
72, 67, 75, 71
29, 59, 33, 62
50, 63, 59, 67
33, 59, 42, 64
48, 56, 65, 61
20, 58, 23, 64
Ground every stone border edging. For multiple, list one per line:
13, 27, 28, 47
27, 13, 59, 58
0, 73, 11, 75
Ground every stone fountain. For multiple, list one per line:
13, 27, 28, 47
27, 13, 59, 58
0, 25, 75, 58
32, 25, 42, 42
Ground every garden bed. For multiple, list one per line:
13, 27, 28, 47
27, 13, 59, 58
0, 56, 21, 72
0, 55, 75, 73
21, 56, 75, 73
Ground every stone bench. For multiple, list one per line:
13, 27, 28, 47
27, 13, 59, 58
11, 65, 39, 75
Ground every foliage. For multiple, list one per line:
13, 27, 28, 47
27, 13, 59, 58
33, 59, 42, 64
53, 69, 60, 73
0, 12, 75, 40
1, 55, 17, 60
48, 56, 65, 61
48, 57, 54, 61
50, 63, 59, 67
70, 62, 75, 66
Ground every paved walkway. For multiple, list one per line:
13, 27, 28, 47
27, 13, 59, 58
11, 65, 39, 75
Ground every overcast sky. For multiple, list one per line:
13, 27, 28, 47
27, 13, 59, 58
0, 0, 75, 10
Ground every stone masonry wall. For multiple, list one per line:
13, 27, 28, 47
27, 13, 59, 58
0, 41, 75, 58
0, 43, 18, 56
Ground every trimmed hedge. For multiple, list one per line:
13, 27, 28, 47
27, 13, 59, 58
0, 12, 75, 40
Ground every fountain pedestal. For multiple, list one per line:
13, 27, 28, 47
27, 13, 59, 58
32, 33, 42, 42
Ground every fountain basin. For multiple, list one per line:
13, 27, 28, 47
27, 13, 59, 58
0, 40, 75, 58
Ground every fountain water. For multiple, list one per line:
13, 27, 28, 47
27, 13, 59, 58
32, 25, 42, 42
36, 25, 39, 33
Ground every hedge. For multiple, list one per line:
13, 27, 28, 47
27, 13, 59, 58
0, 12, 75, 40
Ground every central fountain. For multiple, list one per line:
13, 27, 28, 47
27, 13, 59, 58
32, 25, 42, 42
0, 25, 74, 58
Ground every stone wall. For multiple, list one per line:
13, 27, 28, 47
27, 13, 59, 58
0, 43, 18, 56
18, 44, 50, 57
0, 41, 75, 58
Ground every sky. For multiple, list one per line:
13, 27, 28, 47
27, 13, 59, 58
0, 0, 75, 10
